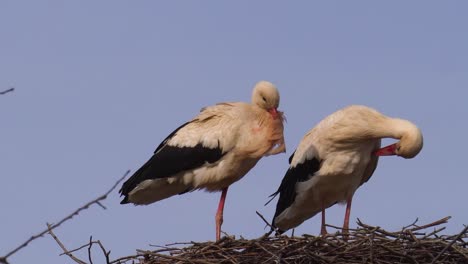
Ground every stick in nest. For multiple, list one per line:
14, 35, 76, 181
255, 211, 275, 238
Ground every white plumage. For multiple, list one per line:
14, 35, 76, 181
271, 105, 423, 236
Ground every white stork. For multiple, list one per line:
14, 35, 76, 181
270, 105, 423, 237
120, 81, 285, 241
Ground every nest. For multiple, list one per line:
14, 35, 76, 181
120, 217, 467, 264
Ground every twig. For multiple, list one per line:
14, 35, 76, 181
61, 242, 91, 256
96, 240, 111, 264
47, 223, 87, 264
88, 236, 94, 264
430, 225, 468, 264
256, 211, 275, 231
0, 170, 130, 263
409, 216, 451, 232
402, 217, 419, 230
0, 88, 14, 95
422, 227, 446, 240
379, 243, 419, 264
255, 242, 279, 260
325, 223, 360, 232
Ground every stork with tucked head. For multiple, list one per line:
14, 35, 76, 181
120, 81, 286, 241
269, 105, 423, 237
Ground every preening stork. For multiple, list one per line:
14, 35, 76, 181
270, 105, 423, 236
119, 81, 286, 241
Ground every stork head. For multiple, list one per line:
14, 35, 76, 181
252, 81, 280, 118
375, 119, 423, 159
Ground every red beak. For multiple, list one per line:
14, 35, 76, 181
374, 143, 397, 156
268, 108, 279, 119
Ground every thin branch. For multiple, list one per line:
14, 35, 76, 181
0, 170, 130, 263
409, 216, 451, 232
256, 211, 274, 230
61, 242, 91, 256
96, 240, 111, 264
88, 236, 94, 264
47, 223, 87, 264
255, 211, 275, 239
401, 217, 419, 230
0, 88, 14, 95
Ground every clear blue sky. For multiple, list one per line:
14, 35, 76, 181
1, 1, 467, 263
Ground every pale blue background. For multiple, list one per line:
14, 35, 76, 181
1, 1, 467, 263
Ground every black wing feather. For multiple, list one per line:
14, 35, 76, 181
119, 121, 225, 203
270, 154, 321, 230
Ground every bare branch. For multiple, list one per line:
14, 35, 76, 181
47, 223, 87, 264
0, 170, 130, 263
401, 217, 419, 230
88, 236, 94, 264
96, 240, 111, 264
0, 88, 14, 95
60, 242, 90, 256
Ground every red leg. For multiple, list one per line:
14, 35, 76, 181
343, 196, 353, 240
320, 200, 328, 236
215, 187, 228, 241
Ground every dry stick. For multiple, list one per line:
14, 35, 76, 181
369, 233, 375, 263
47, 224, 87, 264
255, 242, 279, 261
255, 211, 275, 238
402, 217, 420, 230
356, 219, 399, 239
0, 170, 130, 263
0, 88, 14, 95
87, 236, 94, 264
430, 225, 468, 264
379, 244, 419, 264
325, 223, 360, 232
409, 216, 451, 232
137, 250, 213, 264
96, 240, 111, 264
62, 243, 92, 256
422, 227, 446, 240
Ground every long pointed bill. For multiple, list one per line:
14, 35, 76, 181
375, 143, 397, 156
268, 108, 279, 119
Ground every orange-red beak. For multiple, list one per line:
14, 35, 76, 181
375, 143, 397, 156
268, 108, 279, 119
